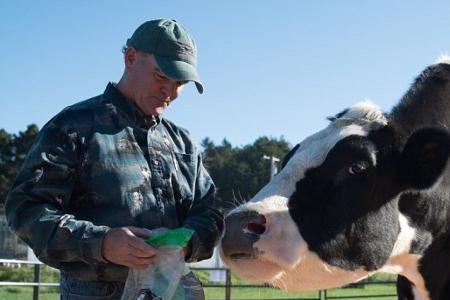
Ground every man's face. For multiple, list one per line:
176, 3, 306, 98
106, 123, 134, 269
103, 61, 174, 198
128, 50, 186, 116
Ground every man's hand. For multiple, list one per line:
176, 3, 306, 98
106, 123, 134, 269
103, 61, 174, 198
101, 226, 156, 269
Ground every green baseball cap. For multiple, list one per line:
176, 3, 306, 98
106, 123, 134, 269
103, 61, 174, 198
126, 19, 203, 94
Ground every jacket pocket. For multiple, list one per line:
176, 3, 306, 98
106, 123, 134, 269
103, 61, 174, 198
171, 152, 197, 223
173, 152, 197, 194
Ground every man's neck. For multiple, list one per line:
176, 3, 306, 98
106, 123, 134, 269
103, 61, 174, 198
115, 77, 133, 101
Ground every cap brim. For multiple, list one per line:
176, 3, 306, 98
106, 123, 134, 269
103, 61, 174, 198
154, 56, 204, 94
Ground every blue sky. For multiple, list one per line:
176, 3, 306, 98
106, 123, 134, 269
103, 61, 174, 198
2, 1, 450, 147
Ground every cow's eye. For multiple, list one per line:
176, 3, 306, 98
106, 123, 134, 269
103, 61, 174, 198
347, 162, 367, 175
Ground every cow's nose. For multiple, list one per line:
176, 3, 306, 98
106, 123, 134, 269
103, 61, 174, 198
221, 210, 267, 259
242, 212, 267, 235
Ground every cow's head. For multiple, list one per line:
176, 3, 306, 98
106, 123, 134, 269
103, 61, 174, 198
220, 101, 450, 291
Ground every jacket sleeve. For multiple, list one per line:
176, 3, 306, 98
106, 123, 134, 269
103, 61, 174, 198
5, 118, 109, 267
182, 152, 225, 263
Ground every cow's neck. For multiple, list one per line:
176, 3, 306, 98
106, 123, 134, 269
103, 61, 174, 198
395, 187, 450, 300
399, 186, 450, 240
380, 212, 431, 300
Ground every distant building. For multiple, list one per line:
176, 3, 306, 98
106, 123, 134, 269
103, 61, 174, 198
190, 247, 227, 283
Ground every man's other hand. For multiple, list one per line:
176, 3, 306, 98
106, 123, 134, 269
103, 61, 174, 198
101, 226, 156, 269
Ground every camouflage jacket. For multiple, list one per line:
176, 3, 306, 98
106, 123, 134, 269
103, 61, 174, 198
5, 83, 224, 281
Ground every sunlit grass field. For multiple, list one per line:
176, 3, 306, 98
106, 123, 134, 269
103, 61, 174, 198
0, 266, 398, 300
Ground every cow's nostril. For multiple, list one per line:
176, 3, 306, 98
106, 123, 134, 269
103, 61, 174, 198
222, 211, 266, 258
244, 221, 266, 235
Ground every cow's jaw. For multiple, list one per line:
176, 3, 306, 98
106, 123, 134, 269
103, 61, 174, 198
272, 252, 372, 291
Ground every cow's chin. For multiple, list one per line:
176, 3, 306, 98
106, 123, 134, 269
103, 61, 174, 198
223, 250, 372, 292
270, 253, 373, 292
222, 256, 284, 283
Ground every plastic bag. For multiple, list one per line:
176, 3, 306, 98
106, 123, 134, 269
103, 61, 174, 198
121, 228, 204, 300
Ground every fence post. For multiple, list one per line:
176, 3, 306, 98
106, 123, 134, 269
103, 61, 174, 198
225, 269, 231, 300
33, 264, 40, 300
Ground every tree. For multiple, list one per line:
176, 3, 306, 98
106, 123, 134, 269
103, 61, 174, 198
0, 124, 39, 208
0, 129, 14, 208
201, 136, 291, 213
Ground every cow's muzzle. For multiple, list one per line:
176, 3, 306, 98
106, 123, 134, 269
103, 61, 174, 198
221, 210, 267, 259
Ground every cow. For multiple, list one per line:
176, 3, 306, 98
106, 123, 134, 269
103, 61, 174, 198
220, 56, 450, 300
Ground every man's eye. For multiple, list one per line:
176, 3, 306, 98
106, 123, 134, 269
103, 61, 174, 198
347, 162, 367, 175
154, 72, 169, 81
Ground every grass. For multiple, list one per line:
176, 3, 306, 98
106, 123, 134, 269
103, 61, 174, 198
200, 272, 398, 300
0, 284, 398, 300
0, 264, 59, 282
0, 286, 58, 300
0, 267, 399, 300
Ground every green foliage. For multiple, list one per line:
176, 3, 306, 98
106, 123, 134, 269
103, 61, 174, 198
202, 136, 291, 213
192, 269, 209, 283
0, 124, 39, 208
0, 265, 59, 282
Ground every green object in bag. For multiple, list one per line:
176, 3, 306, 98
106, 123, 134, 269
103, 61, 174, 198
145, 228, 194, 248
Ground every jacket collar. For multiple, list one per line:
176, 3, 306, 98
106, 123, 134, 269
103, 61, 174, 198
103, 82, 161, 129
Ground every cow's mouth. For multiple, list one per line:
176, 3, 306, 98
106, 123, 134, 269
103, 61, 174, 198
228, 247, 264, 261
229, 253, 258, 260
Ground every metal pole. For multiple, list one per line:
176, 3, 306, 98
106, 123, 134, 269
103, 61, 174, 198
225, 269, 231, 300
263, 155, 280, 179
33, 264, 40, 300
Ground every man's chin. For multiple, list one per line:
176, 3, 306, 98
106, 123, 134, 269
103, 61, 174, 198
141, 107, 165, 117
153, 104, 168, 115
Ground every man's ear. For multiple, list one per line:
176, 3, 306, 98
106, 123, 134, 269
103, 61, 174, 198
124, 47, 137, 68
400, 127, 450, 189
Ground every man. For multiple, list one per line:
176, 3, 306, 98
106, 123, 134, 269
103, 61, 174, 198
6, 19, 224, 299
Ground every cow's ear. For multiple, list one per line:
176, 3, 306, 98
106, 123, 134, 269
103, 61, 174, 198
400, 128, 450, 189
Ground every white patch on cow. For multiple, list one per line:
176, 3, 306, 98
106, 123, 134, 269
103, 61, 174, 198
222, 101, 388, 289
381, 213, 430, 300
390, 213, 416, 256
435, 53, 450, 65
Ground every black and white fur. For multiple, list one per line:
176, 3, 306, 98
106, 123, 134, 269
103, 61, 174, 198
220, 56, 450, 300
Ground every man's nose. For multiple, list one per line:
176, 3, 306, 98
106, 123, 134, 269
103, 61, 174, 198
160, 81, 178, 100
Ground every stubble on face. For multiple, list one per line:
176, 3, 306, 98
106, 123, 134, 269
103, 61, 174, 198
130, 53, 171, 116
